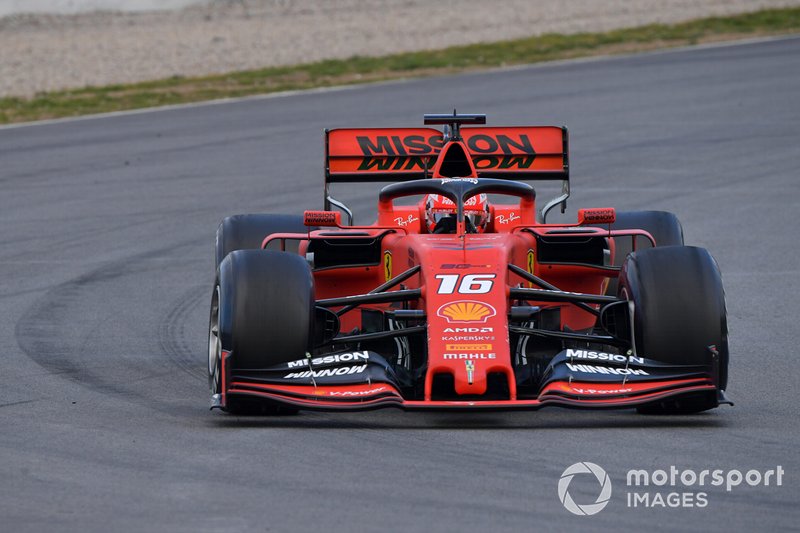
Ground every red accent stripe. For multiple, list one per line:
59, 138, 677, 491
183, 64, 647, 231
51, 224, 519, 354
226, 378, 716, 411
220, 350, 231, 407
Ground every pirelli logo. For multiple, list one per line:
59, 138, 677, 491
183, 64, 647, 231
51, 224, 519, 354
445, 343, 493, 351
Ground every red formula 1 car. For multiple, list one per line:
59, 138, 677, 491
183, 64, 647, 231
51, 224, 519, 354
208, 113, 731, 415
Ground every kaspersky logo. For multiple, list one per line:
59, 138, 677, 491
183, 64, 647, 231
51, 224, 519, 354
437, 301, 496, 323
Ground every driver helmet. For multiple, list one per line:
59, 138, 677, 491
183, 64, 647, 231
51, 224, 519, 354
425, 193, 490, 234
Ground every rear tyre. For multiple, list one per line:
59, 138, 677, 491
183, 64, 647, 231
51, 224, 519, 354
211, 249, 314, 414
618, 246, 728, 414
215, 214, 310, 268
599, 211, 683, 295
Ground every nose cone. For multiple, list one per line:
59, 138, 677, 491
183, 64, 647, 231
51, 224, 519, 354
418, 235, 516, 400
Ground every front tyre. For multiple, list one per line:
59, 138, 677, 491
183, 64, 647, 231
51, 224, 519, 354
619, 246, 729, 414
210, 249, 314, 414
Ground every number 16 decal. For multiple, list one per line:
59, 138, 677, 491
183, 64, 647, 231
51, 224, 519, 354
435, 273, 496, 294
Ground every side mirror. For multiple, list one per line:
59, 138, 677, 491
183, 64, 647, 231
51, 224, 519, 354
304, 210, 341, 227
578, 208, 616, 225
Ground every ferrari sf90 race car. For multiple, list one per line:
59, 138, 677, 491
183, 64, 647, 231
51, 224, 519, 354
208, 113, 731, 415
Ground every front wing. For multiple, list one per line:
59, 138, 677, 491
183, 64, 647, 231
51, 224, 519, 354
214, 349, 730, 412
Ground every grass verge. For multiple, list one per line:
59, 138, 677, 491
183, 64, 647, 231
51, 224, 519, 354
2, 7, 800, 124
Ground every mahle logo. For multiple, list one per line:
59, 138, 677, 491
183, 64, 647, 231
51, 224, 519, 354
558, 462, 613, 516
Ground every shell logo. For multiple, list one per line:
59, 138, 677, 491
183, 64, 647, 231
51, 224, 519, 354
437, 300, 497, 323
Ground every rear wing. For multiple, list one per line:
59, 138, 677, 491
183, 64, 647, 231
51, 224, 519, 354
326, 126, 568, 182
324, 121, 570, 222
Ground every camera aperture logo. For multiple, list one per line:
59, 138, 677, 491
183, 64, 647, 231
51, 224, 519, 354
558, 462, 612, 516
558, 462, 785, 514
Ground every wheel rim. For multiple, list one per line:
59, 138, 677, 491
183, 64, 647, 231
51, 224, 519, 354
208, 285, 221, 393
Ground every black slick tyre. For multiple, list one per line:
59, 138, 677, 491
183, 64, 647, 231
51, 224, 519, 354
618, 246, 728, 414
210, 249, 314, 414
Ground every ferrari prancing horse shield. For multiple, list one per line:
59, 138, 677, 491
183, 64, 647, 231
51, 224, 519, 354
384, 251, 392, 282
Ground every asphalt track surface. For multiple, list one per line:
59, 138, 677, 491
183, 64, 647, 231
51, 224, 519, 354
2, 36, 799, 532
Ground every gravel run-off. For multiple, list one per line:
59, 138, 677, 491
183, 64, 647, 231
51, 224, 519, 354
2, 0, 800, 97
